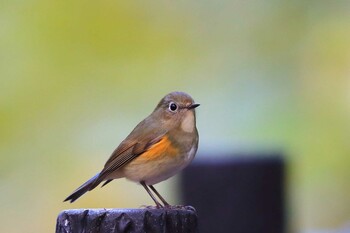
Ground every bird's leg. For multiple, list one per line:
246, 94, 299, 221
140, 181, 163, 208
149, 185, 171, 207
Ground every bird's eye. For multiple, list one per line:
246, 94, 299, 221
169, 102, 178, 112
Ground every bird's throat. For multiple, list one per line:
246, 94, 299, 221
181, 111, 195, 133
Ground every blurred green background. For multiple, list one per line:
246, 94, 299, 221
1, 1, 350, 232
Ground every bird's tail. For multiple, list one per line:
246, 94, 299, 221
64, 173, 100, 203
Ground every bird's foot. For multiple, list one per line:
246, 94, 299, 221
141, 204, 196, 211
163, 205, 196, 211
141, 204, 163, 209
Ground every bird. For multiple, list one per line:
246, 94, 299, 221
64, 91, 199, 208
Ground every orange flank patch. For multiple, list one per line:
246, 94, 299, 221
139, 136, 178, 161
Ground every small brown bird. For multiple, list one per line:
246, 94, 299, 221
64, 91, 199, 208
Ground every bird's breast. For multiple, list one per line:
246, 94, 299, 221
120, 136, 197, 185
138, 135, 179, 161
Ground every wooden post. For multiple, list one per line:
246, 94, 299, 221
56, 207, 198, 233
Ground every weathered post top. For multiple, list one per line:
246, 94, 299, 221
56, 207, 198, 233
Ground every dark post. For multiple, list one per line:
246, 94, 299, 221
181, 155, 285, 233
56, 207, 198, 233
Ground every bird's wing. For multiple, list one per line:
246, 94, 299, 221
89, 133, 164, 189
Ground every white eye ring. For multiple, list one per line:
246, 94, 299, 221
169, 102, 178, 112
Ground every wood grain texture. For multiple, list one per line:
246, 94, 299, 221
56, 207, 198, 233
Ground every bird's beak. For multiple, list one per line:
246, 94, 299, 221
188, 103, 200, 109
